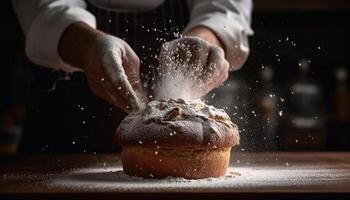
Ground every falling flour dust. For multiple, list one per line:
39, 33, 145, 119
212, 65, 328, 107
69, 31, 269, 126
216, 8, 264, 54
155, 39, 208, 100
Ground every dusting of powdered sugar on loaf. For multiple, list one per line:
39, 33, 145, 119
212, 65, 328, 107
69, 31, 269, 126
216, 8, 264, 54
143, 98, 230, 122
116, 98, 239, 148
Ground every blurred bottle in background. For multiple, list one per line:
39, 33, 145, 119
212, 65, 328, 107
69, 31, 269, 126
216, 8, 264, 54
330, 67, 350, 150
282, 59, 326, 150
255, 66, 279, 151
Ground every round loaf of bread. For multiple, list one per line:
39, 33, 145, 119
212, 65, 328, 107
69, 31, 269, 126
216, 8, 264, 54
116, 98, 239, 179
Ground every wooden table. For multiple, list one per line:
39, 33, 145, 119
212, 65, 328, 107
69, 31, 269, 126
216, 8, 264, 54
1, 152, 350, 199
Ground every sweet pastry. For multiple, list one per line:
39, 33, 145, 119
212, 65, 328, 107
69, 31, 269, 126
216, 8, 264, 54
116, 98, 239, 179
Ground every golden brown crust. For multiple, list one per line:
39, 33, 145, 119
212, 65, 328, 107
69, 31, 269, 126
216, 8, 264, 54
121, 146, 231, 179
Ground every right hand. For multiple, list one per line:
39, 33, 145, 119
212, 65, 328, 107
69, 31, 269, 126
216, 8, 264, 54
158, 36, 229, 99
59, 23, 144, 112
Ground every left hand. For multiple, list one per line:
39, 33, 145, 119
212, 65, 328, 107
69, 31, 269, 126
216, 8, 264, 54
158, 29, 229, 98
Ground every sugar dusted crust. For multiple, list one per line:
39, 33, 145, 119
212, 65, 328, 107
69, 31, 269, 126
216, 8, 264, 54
116, 98, 239, 148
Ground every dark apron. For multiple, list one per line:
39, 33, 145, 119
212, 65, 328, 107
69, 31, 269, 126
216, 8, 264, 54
20, 0, 189, 153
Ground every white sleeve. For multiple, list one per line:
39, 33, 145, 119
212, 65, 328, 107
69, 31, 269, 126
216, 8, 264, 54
12, 0, 96, 72
184, 0, 253, 70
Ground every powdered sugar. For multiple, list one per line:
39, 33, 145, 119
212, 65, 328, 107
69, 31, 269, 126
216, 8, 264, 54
47, 164, 350, 192
116, 98, 239, 147
155, 66, 196, 100
2, 153, 350, 193
142, 98, 230, 122
50, 166, 241, 192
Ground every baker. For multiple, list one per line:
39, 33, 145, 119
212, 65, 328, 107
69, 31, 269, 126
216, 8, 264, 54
12, 0, 253, 153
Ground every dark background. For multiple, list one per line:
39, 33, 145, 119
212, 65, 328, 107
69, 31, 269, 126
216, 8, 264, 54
0, 0, 349, 154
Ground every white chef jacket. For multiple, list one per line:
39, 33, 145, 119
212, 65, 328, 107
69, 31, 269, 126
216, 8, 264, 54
12, 0, 253, 72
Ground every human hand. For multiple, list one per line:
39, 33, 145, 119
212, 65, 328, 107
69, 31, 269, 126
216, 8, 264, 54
158, 36, 229, 98
59, 23, 144, 112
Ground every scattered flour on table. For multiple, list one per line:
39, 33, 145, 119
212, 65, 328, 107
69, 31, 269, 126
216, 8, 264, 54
3, 164, 349, 192
48, 167, 242, 192
45, 165, 350, 192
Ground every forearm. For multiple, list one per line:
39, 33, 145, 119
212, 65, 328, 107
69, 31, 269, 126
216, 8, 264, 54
58, 22, 101, 70
12, 0, 96, 72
